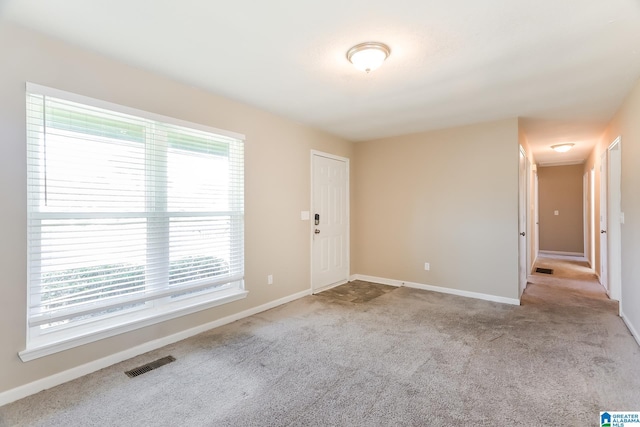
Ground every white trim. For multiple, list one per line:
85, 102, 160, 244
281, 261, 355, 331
537, 160, 586, 167
29, 275, 245, 328
352, 274, 402, 287
583, 172, 588, 272
518, 145, 529, 298
530, 260, 538, 275
351, 274, 520, 305
606, 136, 622, 304
26, 82, 245, 141
310, 150, 349, 163
621, 311, 640, 348
608, 135, 622, 151
20, 290, 248, 362
1, 289, 311, 407
538, 250, 585, 257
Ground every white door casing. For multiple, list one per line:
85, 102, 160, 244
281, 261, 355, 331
311, 151, 349, 292
526, 158, 532, 277
583, 172, 589, 260
590, 168, 595, 269
600, 150, 608, 293
534, 169, 540, 266
607, 137, 622, 303
518, 146, 528, 297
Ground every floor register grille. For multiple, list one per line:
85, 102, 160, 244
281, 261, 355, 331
125, 355, 176, 378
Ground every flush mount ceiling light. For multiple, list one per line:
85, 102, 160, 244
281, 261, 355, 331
551, 143, 575, 153
347, 42, 391, 73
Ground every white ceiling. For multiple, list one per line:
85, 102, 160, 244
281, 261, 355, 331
3, 0, 640, 164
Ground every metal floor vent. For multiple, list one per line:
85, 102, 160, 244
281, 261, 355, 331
125, 355, 176, 378
535, 267, 554, 275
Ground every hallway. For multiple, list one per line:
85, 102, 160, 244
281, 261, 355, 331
521, 253, 618, 312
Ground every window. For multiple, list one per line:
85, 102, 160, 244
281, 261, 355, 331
23, 83, 245, 360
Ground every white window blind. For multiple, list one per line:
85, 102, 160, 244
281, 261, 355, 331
25, 83, 245, 355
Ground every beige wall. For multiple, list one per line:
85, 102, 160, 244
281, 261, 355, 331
0, 23, 354, 394
537, 165, 584, 254
353, 119, 519, 300
585, 77, 640, 339
0, 22, 527, 398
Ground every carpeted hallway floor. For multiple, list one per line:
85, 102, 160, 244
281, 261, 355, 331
1, 256, 639, 426
521, 253, 619, 311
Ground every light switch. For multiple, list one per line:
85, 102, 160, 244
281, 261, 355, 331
301, 211, 310, 220
621, 212, 625, 224
554, 210, 559, 216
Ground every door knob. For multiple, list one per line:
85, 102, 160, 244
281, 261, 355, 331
314, 229, 321, 234
601, 230, 607, 234
520, 232, 525, 236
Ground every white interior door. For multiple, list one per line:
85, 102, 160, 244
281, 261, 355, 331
526, 159, 532, 276
590, 168, 595, 268
607, 138, 622, 302
534, 170, 539, 263
518, 147, 527, 297
583, 172, 588, 260
311, 152, 349, 292
600, 150, 608, 292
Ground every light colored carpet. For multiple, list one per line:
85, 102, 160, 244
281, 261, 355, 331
522, 253, 619, 310
1, 267, 639, 426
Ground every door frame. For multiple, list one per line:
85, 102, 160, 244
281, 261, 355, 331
533, 166, 539, 269
526, 157, 533, 277
589, 168, 596, 269
583, 172, 589, 261
600, 149, 608, 293
518, 145, 529, 298
606, 137, 622, 304
310, 150, 350, 293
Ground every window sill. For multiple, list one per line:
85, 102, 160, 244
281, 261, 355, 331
19, 289, 248, 362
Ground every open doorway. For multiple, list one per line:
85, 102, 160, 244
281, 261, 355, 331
525, 163, 602, 307
537, 164, 584, 257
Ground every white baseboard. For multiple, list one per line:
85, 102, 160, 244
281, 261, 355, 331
351, 274, 520, 306
352, 274, 402, 287
0, 289, 311, 407
621, 311, 640, 348
538, 250, 585, 257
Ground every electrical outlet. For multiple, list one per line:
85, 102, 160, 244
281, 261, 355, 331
424, 262, 430, 271
267, 274, 273, 285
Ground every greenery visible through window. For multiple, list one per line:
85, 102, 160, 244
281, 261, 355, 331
24, 83, 245, 355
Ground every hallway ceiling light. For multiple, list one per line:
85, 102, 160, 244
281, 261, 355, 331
551, 143, 575, 153
347, 42, 391, 73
